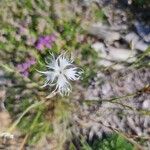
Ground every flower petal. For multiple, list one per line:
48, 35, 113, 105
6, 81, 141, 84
56, 74, 71, 95
64, 67, 82, 81
57, 53, 72, 70
46, 55, 60, 71
39, 71, 56, 86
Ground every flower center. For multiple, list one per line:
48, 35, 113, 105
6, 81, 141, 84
57, 68, 64, 75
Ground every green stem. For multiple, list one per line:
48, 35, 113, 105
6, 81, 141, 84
84, 93, 136, 104
8, 100, 45, 132
8, 91, 57, 133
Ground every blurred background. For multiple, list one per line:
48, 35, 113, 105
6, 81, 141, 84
0, 0, 150, 149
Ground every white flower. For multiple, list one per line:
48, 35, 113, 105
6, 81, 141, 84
40, 53, 82, 96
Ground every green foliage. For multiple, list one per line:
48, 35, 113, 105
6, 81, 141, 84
81, 44, 99, 86
131, 47, 150, 68
18, 106, 53, 145
93, 8, 107, 22
69, 143, 77, 150
61, 20, 80, 42
81, 44, 98, 62
89, 134, 133, 150
80, 138, 93, 150
81, 134, 133, 150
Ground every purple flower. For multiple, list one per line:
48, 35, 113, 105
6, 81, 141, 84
44, 35, 51, 41
22, 70, 29, 77
45, 43, 52, 49
22, 62, 30, 71
16, 57, 36, 77
36, 43, 44, 51
36, 34, 56, 51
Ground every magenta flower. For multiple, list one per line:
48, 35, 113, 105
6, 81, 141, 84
16, 57, 36, 77
36, 34, 56, 51
22, 70, 29, 77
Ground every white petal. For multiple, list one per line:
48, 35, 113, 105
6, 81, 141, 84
57, 54, 72, 70
56, 74, 72, 95
45, 54, 60, 71
40, 71, 56, 86
47, 59, 59, 71
64, 67, 81, 81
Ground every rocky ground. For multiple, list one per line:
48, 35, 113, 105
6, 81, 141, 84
75, 68, 150, 149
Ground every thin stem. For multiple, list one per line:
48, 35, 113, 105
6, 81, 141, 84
84, 92, 136, 104
7, 92, 57, 133
84, 92, 150, 116
18, 134, 29, 150
8, 100, 45, 132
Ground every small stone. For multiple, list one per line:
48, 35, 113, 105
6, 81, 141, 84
125, 32, 148, 51
98, 59, 113, 67
107, 47, 136, 62
88, 23, 120, 43
142, 100, 150, 110
112, 64, 125, 70
134, 41, 148, 51
91, 42, 105, 53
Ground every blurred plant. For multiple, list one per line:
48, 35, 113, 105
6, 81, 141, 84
81, 44, 99, 86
